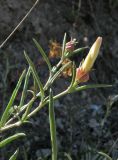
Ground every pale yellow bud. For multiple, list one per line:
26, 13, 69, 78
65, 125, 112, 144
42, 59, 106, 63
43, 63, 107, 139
82, 37, 102, 72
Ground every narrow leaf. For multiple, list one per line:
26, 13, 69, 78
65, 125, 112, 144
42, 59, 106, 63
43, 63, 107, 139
64, 152, 72, 160
74, 84, 112, 93
24, 51, 44, 99
62, 33, 67, 59
33, 38, 52, 71
32, 73, 39, 93
19, 67, 31, 107
65, 47, 88, 59
72, 46, 88, 57
22, 98, 34, 121
0, 133, 25, 148
0, 70, 26, 127
53, 84, 112, 102
9, 149, 19, 160
49, 88, 57, 160
98, 152, 112, 160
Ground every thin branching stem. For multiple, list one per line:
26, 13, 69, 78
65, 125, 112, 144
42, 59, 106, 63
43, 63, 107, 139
0, 84, 111, 133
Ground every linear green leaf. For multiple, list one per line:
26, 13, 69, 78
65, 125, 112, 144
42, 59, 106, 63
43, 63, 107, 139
0, 70, 26, 127
33, 38, 52, 71
49, 88, 57, 160
0, 133, 26, 148
21, 97, 34, 121
24, 51, 44, 99
9, 149, 19, 160
19, 67, 31, 107
62, 33, 67, 59
74, 84, 112, 93
32, 72, 39, 93
65, 47, 88, 59
72, 46, 88, 56
53, 84, 112, 102
64, 152, 72, 160
98, 152, 112, 160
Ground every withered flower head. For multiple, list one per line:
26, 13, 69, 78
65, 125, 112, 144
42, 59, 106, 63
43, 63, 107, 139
49, 40, 62, 58
62, 59, 72, 77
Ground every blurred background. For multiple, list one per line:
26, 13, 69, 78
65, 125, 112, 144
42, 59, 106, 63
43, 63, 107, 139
0, 0, 118, 159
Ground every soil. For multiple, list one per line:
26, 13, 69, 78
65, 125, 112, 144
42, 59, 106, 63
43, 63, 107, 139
0, 0, 118, 159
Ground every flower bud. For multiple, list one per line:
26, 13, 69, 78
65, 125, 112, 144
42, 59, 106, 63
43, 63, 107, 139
65, 39, 76, 52
82, 37, 102, 72
75, 37, 102, 83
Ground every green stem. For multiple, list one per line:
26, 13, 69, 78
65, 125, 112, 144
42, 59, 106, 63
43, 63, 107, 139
0, 121, 22, 133
0, 89, 68, 133
0, 84, 111, 132
28, 89, 69, 118
5, 97, 36, 125
36, 59, 63, 97
3, 59, 64, 127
